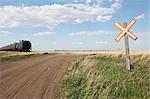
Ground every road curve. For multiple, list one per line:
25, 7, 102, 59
0, 54, 76, 99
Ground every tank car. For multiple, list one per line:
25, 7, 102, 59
0, 40, 32, 52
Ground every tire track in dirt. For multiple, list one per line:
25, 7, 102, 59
0, 55, 52, 90
0, 54, 76, 99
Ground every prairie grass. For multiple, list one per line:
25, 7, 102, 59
52, 50, 150, 56
0, 51, 38, 62
63, 54, 150, 99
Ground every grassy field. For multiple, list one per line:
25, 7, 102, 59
0, 51, 39, 62
63, 54, 150, 99
52, 50, 150, 55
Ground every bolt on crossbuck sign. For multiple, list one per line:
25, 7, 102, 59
114, 19, 138, 70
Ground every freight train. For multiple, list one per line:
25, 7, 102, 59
0, 40, 32, 52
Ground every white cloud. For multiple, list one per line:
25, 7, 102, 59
86, 0, 92, 4
77, 42, 84, 45
33, 31, 56, 36
73, 42, 84, 45
135, 14, 145, 20
147, 33, 150, 36
0, 1, 123, 28
111, 2, 122, 9
0, 31, 13, 37
97, 15, 112, 22
135, 32, 150, 37
79, 42, 84, 45
85, 0, 103, 6
70, 31, 113, 37
96, 41, 108, 44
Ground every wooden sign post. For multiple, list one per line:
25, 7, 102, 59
124, 23, 130, 70
114, 19, 138, 70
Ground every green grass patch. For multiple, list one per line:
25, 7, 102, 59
63, 54, 150, 99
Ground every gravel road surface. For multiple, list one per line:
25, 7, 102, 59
0, 54, 76, 99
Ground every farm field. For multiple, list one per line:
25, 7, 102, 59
52, 50, 150, 55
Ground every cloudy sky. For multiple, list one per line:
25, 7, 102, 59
0, 0, 149, 51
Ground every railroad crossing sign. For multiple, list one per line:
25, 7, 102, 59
114, 19, 138, 70
115, 19, 138, 42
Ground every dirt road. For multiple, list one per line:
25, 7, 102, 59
0, 54, 76, 99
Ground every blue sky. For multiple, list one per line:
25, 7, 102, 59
0, 0, 149, 51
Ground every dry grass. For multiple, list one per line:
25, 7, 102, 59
51, 50, 150, 55
63, 53, 150, 99
0, 51, 42, 62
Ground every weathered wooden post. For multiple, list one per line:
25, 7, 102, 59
114, 19, 138, 70
124, 23, 130, 70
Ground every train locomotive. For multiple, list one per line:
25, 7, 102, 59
0, 40, 32, 52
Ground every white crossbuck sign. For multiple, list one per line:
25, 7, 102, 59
115, 19, 138, 42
